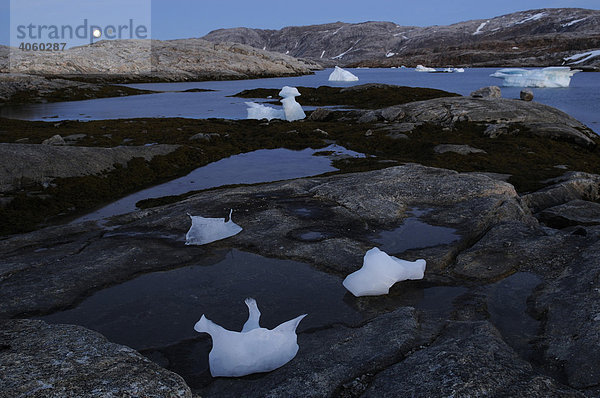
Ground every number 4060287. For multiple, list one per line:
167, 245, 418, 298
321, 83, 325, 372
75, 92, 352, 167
18, 42, 67, 51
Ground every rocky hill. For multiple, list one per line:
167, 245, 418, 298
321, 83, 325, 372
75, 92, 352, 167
1, 38, 320, 83
203, 8, 600, 69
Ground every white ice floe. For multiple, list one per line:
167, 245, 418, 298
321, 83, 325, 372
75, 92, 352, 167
564, 49, 600, 65
185, 209, 242, 245
328, 66, 359, 82
245, 86, 305, 121
490, 67, 580, 88
194, 298, 306, 377
415, 65, 436, 72
342, 247, 426, 297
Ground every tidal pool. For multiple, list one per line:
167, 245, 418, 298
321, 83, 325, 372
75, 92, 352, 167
72, 144, 364, 223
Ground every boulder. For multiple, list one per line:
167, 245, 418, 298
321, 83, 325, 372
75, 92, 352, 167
42, 135, 66, 146
520, 89, 534, 101
306, 108, 333, 121
470, 86, 502, 99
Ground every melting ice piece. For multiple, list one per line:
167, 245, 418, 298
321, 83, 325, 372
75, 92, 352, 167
245, 102, 285, 121
194, 298, 307, 377
279, 86, 306, 121
490, 67, 580, 88
328, 66, 359, 82
343, 247, 426, 297
185, 209, 242, 245
415, 65, 437, 72
443, 67, 465, 73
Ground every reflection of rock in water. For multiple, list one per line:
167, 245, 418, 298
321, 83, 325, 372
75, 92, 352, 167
486, 273, 543, 360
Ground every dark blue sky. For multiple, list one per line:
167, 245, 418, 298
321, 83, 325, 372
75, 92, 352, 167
2, 0, 600, 45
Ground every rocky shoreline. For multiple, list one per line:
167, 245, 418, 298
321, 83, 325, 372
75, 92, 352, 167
1, 84, 600, 397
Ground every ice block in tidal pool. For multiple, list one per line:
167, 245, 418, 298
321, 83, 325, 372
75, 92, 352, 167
185, 209, 242, 245
245, 101, 285, 121
194, 298, 307, 377
343, 247, 426, 297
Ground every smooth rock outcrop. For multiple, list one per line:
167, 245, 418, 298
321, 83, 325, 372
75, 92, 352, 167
0, 143, 179, 192
369, 97, 597, 148
363, 321, 583, 398
538, 199, 600, 228
0, 319, 192, 398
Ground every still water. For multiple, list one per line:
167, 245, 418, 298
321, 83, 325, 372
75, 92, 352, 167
1, 68, 598, 133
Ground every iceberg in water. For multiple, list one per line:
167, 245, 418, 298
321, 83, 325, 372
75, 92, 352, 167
328, 66, 359, 82
245, 86, 305, 121
443, 67, 465, 73
343, 247, 426, 297
415, 65, 437, 72
279, 86, 306, 121
490, 67, 580, 88
194, 298, 307, 377
185, 209, 242, 245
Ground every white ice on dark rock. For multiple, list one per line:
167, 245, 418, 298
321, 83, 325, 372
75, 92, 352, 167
185, 209, 242, 245
245, 102, 285, 121
245, 86, 305, 121
415, 65, 436, 72
490, 67, 580, 88
279, 86, 306, 121
328, 66, 359, 82
343, 247, 426, 297
194, 298, 307, 377
565, 50, 600, 65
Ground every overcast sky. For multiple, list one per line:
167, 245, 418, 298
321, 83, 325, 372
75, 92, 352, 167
2, 0, 600, 45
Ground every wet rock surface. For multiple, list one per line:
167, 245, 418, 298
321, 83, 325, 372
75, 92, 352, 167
1, 157, 600, 395
0, 319, 192, 398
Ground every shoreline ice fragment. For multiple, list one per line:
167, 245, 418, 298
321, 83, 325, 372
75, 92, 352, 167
279, 86, 306, 121
194, 298, 307, 377
343, 247, 426, 297
185, 209, 242, 245
415, 65, 436, 72
443, 67, 465, 73
328, 66, 359, 82
245, 102, 285, 121
490, 67, 580, 88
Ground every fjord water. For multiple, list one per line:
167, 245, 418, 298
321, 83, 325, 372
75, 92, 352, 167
1, 68, 598, 133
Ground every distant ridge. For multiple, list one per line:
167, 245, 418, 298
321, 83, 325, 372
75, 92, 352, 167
203, 8, 600, 69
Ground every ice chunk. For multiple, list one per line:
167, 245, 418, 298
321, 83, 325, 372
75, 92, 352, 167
443, 67, 465, 73
245, 87, 305, 121
185, 209, 242, 245
279, 86, 301, 98
245, 102, 285, 121
279, 86, 306, 121
194, 298, 307, 377
490, 67, 580, 88
328, 66, 359, 82
343, 247, 426, 297
415, 65, 436, 72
